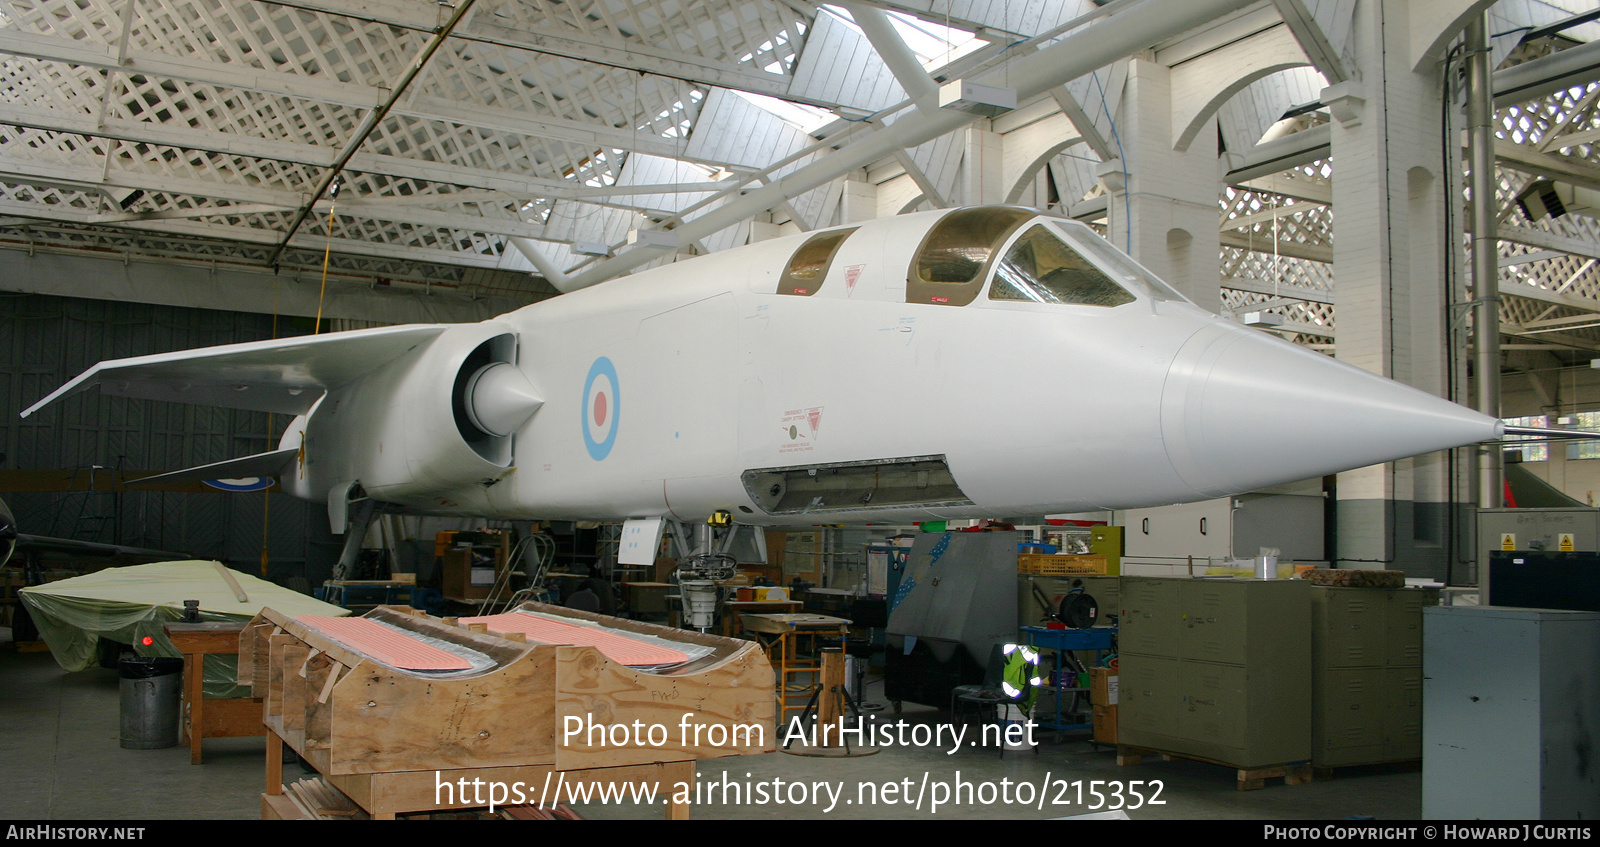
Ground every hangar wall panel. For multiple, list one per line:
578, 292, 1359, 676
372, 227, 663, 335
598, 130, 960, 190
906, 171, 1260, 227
0, 293, 338, 583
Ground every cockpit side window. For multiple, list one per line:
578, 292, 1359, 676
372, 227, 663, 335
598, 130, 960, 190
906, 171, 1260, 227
1062, 222, 1187, 303
989, 225, 1136, 307
778, 227, 857, 296
906, 207, 1034, 306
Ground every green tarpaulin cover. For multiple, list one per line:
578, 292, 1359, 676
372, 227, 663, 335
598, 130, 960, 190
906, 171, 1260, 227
19, 560, 346, 697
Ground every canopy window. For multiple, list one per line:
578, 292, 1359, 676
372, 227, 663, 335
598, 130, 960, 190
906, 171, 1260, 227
906, 207, 1034, 306
778, 228, 857, 296
989, 225, 1136, 307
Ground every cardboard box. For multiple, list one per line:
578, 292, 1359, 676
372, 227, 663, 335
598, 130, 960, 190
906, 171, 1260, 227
1091, 667, 1119, 706
1093, 704, 1118, 744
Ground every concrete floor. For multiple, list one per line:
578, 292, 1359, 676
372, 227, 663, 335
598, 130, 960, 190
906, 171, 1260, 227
0, 648, 1423, 821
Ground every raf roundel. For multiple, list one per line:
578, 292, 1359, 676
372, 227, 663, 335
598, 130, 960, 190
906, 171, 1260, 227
582, 356, 620, 461
204, 477, 275, 492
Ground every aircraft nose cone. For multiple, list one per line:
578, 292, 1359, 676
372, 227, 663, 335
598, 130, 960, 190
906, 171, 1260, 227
1161, 323, 1502, 498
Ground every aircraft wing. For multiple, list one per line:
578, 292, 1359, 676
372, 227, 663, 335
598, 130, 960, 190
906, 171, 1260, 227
21, 324, 448, 418
3, 495, 190, 567
126, 446, 300, 487
14, 534, 191, 560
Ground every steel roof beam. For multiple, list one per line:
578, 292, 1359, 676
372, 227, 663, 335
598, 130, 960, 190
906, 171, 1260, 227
0, 30, 742, 169
565, 0, 1262, 290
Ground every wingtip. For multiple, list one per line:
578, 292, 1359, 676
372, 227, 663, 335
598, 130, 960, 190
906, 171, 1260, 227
20, 364, 102, 419
20, 396, 52, 419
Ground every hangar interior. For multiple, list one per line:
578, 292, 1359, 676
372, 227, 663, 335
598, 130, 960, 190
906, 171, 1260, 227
0, 0, 1598, 822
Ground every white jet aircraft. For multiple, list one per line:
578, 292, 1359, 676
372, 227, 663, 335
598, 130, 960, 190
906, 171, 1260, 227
23, 206, 1506, 558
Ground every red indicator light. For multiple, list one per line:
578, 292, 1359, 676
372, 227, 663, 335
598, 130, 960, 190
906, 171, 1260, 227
141, 636, 154, 646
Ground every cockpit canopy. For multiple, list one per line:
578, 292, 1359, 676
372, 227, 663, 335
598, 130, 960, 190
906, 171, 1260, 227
905, 206, 1185, 307
777, 227, 857, 297
767, 205, 1189, 307
908, 207, 1034, 306
990, 225, 1136, 307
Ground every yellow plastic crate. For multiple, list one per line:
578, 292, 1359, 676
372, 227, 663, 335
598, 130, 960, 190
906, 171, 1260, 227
1018, 554, 1108, 575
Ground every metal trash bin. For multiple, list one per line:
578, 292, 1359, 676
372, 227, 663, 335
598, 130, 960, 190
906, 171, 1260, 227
118, 656, 184, 749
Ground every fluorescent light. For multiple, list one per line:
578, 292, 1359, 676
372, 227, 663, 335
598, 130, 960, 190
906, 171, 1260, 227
1242, 312, 1285, 328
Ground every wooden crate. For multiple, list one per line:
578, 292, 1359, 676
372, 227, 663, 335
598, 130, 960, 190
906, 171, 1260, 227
240, 603, 775, 819
1019, 554, 1109, 575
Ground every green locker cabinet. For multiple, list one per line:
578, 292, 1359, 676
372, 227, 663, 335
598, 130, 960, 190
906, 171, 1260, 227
1116, 577, 1312, 768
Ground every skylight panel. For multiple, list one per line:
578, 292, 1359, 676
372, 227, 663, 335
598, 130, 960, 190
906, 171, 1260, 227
821, 5, 986, 71
731, 89, 834, 134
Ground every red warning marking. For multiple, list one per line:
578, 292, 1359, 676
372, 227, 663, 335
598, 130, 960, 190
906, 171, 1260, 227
458, 612, 689, 667
931, 296, 949, 303
844, 264, 864, 296
297, 616, 474, 672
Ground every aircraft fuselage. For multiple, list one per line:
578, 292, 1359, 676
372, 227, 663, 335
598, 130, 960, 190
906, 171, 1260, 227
273, 206, 1499, 525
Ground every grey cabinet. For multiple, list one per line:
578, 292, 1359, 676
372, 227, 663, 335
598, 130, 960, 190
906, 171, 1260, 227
1421, 606, 1600, 820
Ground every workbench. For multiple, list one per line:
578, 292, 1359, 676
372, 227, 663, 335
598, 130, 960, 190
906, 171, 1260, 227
720, 599, 802, 636
740, 613, 850, 725
319, 579, 415, 613
162, 621, 264, 764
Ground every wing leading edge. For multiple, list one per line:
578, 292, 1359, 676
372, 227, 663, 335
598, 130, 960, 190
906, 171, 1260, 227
21, 324, 448, 418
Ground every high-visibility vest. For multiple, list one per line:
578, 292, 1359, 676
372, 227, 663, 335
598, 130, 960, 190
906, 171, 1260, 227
1000, 643, 1042, 709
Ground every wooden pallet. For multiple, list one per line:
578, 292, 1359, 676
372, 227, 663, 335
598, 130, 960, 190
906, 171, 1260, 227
1116, 744, 1312, 791
1312, 759, 1421, 782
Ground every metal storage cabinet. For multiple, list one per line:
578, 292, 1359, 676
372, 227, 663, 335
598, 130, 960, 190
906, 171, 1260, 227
1117, 577, 1311, 767
1421, 606, 1600, 820
1310, 586, 1436, 767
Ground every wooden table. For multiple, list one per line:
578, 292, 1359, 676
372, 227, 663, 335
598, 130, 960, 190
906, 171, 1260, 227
740, 613, 850, 724
162, 621, 264, 764
321, 579, 415, 613
720, 600, 802, 637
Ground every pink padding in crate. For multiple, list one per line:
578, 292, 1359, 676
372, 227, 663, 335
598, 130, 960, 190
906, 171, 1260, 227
297, 615, 475, 672
459, 612, 688, 667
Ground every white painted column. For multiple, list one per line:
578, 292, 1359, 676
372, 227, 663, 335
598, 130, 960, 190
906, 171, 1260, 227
1106, 58, 1222, 309
959, 125, 1006, 206
840, 176, 878, 223
1328, 0, 1461, 576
